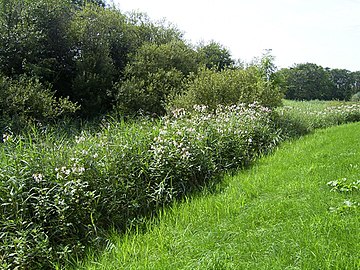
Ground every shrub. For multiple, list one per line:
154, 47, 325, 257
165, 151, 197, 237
0, 74, 79, 131
114, 40, 198, 116
170, 65, 283, 112
351, 92, 360, 102
114, 68, 185, 116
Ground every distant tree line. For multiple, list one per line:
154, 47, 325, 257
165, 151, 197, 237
278, 63, 360, 101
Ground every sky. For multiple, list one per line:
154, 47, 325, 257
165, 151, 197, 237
111, 0, 360, 71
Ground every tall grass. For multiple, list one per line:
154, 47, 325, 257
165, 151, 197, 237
2, 100, 360, 269
75, 121, 360, 270
0, 103, 280, 269
274, 100, 360, 137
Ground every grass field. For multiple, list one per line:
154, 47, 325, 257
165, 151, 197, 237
75, 122, 360, 270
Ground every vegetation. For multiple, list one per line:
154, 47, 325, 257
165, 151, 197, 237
0, 74, 78, 130
2, 100, 360, 269
1, 0, 360, 269
0, 0, 285, 126
279, 63, 360, 101
75, 121, 360, 270
170, 62, 282, 112
0, 103, 282, 269
1, 0, 358, 125
275, 100, 360, 137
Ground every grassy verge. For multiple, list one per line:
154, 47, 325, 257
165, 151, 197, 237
0, 104, 280, 269
2, 100, 360, 269
76, 122, 360, 270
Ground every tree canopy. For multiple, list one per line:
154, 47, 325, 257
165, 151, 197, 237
279, 63, 360, 101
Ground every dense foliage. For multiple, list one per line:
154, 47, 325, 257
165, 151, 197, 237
279, 63, 360, 101
0, 103, 281, 269
1, 0, 360, 269
171, 61, 283, 112
0, 0, 184, 118
0, 0, 286, 126
0, 74, 78, 130
2, 100, 360, 269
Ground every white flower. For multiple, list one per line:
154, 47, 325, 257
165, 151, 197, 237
61, 166, 71, 175
75, 136, 86, 144
32, 173, 43, 183
2, 133, 12, 143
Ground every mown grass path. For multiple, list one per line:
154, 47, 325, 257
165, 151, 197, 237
76, 122, 360, 270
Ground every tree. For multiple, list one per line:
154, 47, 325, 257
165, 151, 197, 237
126, 11, 184, 46
197, 41, 234, 71
282, 63, 333, 100
0, 0, 46, 76
0, 0, 79, 96
69, 3, 117, 114
328, 69, 354, 100
115, 40, 198, 115
351, 71, 360, 97
71, 0, 106, 7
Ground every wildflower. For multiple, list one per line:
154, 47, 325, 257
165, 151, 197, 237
2, 133, 12, 143
61, 166, 71, 175
72, 166, 85, 174
75, 136, 86, 144
172, 108, 186, 118
32, 173, 43, 183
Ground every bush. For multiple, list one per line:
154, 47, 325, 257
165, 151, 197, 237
0, 74, 79, 131
170, 65, 283, 112
351, 92, 360, 102
114, 68, 185, 116
114, 40, 198, 116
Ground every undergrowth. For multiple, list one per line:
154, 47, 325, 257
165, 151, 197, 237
2, 100, 360, 269
0, 103, 279, 269
75, 121, 360, 270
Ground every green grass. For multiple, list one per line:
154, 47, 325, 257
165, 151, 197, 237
3, 100, 360, 269
75, 122, 360, 270
282, 99, 349, 109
